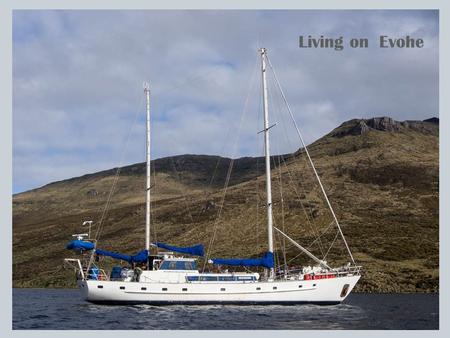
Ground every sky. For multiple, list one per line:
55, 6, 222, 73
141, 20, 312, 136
12, 10, 439, 193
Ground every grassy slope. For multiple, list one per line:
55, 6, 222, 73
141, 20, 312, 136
13, 118, 439, 292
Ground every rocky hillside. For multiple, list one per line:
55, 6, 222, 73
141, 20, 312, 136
13, 116, 439, 292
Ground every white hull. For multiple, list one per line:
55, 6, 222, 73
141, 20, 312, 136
79, 275, 360, 305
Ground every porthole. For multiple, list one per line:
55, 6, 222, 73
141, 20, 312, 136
299, 285, 303, 288
97, 285, 103, 289
256, 287, 261, 290
182, 288, 188, 292
162, 288, 168, 291
340, 284, 350, 297
141, 287, 147, 291
220, 288, 226, 291
119, 286, 125, 290
313, 284, 316, 287
273, 286, 277, 290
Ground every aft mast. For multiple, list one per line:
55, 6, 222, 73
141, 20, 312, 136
259, 48, 275, 279
144, 83, 151, 255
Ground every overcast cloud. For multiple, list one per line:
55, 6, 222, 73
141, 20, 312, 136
13, 10, 439, 193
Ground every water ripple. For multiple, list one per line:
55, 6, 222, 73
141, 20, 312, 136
13, 289, 438, 330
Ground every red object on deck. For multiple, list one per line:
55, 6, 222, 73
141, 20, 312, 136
312, 274, 336, 280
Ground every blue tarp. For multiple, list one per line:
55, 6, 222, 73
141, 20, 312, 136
154, 242, 205, 256
66, 240, 95, 251
95, 249, 149, 264
211, 251, 274, 269
130, 249, 149, 263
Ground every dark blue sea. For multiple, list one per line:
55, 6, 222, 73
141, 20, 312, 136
12, 289, 438, 330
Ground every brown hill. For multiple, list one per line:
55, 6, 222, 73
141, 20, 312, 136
13, 117, 439, 292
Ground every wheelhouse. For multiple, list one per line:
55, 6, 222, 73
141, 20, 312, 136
158, 258, 197, 271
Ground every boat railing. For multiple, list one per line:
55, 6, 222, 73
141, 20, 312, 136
334, 265, 362, 276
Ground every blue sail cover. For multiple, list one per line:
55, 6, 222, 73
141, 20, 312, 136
154, 242, 205, 256
66, 240, 95, 251
95, 249, 148, 264
211, 251, 274, 269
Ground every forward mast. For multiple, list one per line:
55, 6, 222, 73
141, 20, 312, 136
260, 47, 275, 279
144, 83, 151, 255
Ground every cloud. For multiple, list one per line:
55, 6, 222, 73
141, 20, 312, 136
13, 10, 439, 192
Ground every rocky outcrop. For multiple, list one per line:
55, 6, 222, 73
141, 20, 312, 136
366, 117, 401, 132
331, 116, 439, 137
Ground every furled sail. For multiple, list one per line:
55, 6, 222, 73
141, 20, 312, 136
95, 249, 149, 264
66, 240, 95, 251
211, 251, 274, 269
154, 242, 205, 256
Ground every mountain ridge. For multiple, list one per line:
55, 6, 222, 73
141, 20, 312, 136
16, 116, 438, 195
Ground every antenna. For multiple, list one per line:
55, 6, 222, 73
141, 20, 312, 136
72, 233, 89, 241
82, 220, 93, 239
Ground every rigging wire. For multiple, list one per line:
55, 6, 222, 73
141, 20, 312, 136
151, 159, 159, 255
87, 89, 145, 271
284, 220, 336, 266
265, 83, 289, 275
254, 57, 266, 254
168, 156, 195, 224
266, 54, 356, 265
267, 75, 327, 257
275, 153, 288, 276
202, 54, 260, 272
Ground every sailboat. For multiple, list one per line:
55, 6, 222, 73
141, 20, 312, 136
64, 48, 361, 304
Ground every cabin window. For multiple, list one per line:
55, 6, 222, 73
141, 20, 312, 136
273, 286, 277, 290
237, 276, 256, 281
160, 260, 197, 270
97, 285, 103, 289
185, 261, 197, 270
200, 276, 218, 281
313, 284, 317, 287
159, 261, 169, 270
182, 288, 188, 291
159, 261, 177, 270
141, 287, 147, 291
220, 288, 226, 291
162, 288, 168, 291
256, 287, 261, 291
299, 285, 303, 288
218, 276, 234, 281
175, 261, 185, 270
119, 286, 125, 290
186, 276, 199, 282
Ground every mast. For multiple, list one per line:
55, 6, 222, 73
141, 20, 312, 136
144, 82, 151, 253
259, 48, 275, 279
